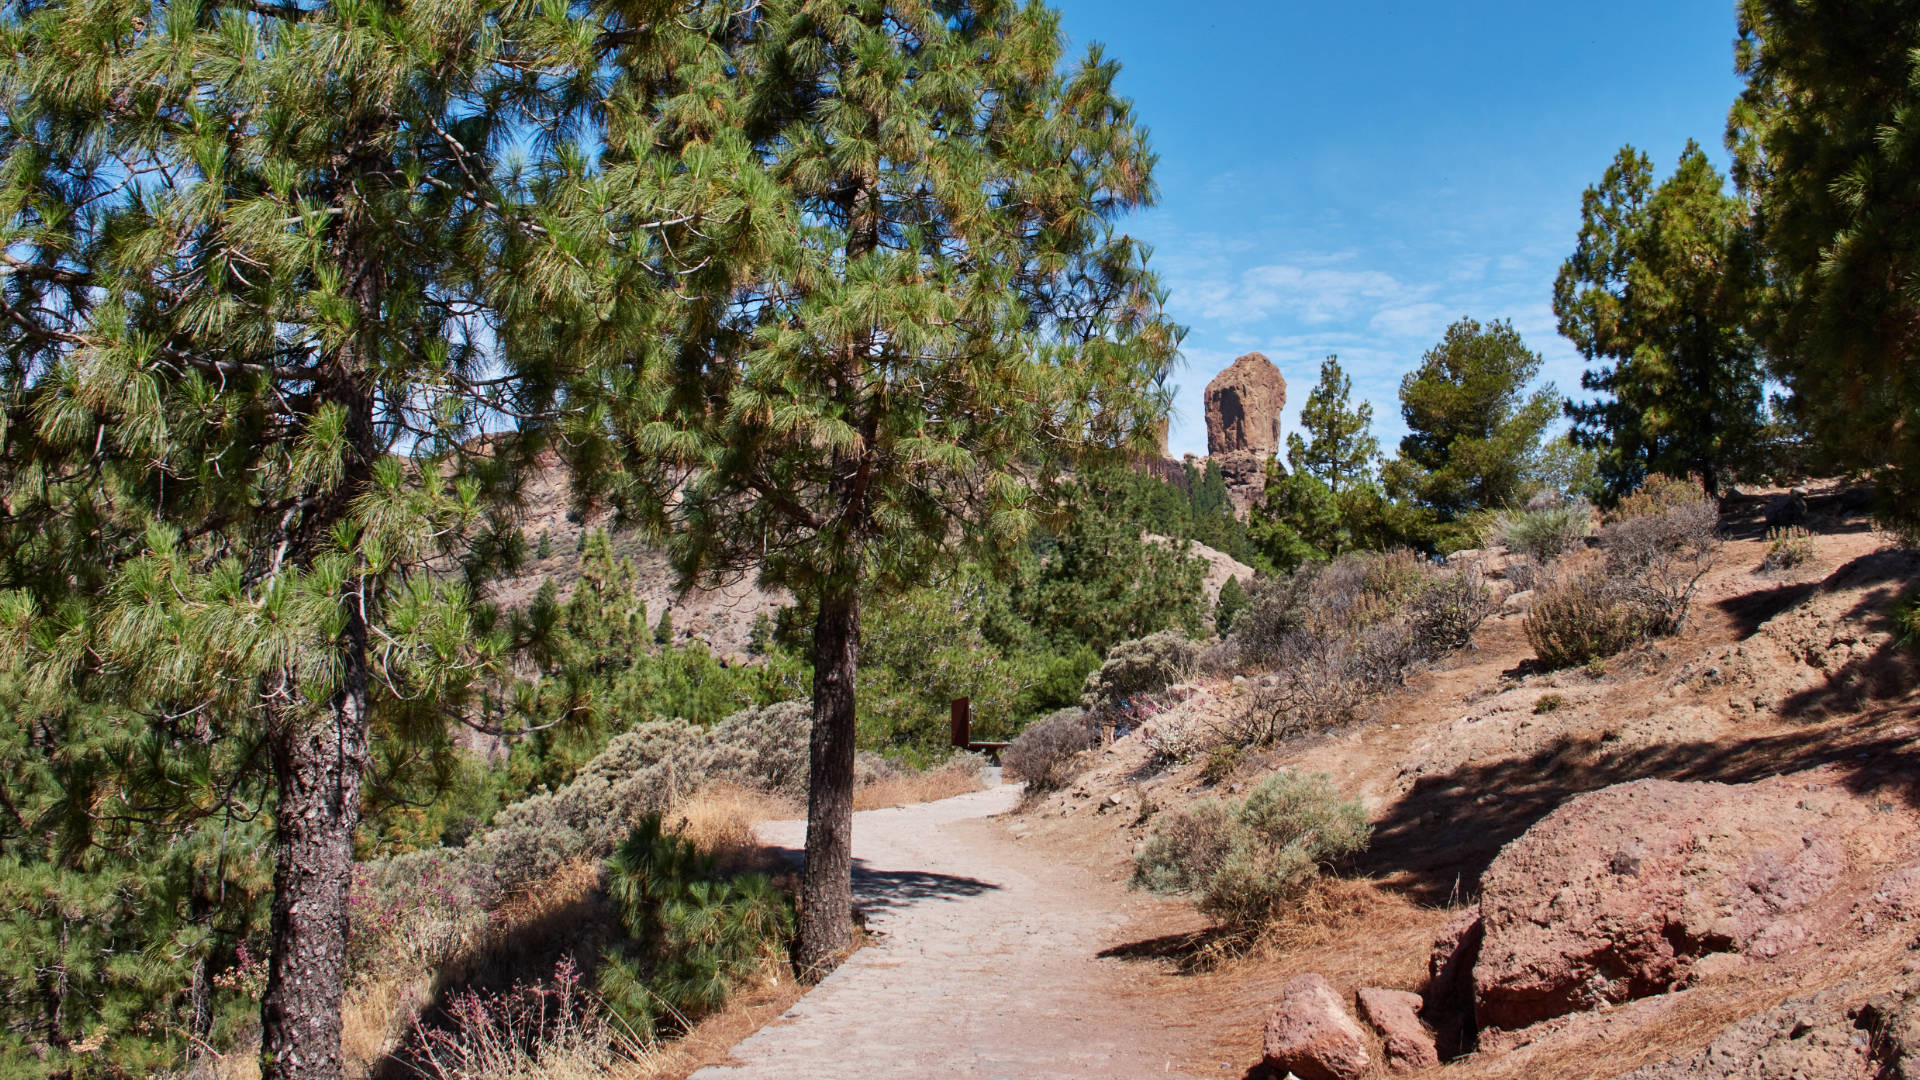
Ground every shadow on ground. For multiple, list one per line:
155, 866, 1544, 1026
1361, 701, 1920, 906
755, 844, 1001, 915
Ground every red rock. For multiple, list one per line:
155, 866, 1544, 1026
1204, 353, 1286, 456
1262, 973, 1372, 1080
1472, 774, 1862, 1031
1355, 986, 1439, 1072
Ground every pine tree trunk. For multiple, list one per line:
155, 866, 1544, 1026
260, 209, 380, 1080
795, 585, 859, 981
258, 666, 368, 1080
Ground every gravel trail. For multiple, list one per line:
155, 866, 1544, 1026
689, 784, 1202, 1079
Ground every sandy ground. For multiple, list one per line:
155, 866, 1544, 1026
688, 784, 1211, 1080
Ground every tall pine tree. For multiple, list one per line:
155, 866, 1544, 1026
1730, 0, 1920, 530
582, 1, 1180, 977
1555, 142, 1764, 496
0, 0, 625, 1073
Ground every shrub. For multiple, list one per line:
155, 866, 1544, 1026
1533, 692, 1565, 714
708, 701, 811, 796
1132, 771, 1370, 928
1896, 592, 1920, 653
1214, 575, 1249, 637
1525, 480, 1719, 670
1493, 502, 1593, 562
1221, 551, 1492, 744
597, 817, 792, 1037
1080, 631, 1199, 712
1607, 472, 1708, 521
1524, 553, 1659, 670
348, 851, 498, 982
405, 959, 646, 1080
1003, 708, 1100, 793
1759, 526, 1815, 573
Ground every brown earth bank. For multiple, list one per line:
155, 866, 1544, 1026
994, 480, 1920, 1079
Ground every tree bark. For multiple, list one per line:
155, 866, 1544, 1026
795, 585, 859, 981
258, 665, 368, 1080
260, 197, 380, 1080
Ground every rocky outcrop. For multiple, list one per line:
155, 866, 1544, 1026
1211, 449, 1270, 519
1618, 981, 1888, 1079
1205, 352, 1286, 456
1355, 987, 1438, 1072
1263, 973, 1372, 1080
1473, 774, 1864, 1031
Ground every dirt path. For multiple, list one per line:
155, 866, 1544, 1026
689, 784, 1206, 1080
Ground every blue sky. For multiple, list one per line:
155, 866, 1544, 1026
1044, 1, 1746, 458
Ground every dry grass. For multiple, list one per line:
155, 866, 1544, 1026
492, 855, 605, 930
853, 761, 983, 810
667, 783, 799, 868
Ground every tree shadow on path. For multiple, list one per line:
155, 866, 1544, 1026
756, 843, 1001, 916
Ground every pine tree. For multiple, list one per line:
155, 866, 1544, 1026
1730, 0, 1920, 531
581, 1, 1179, 976
1288, 356, 1379, 496
1555, 143, 1764, 496
1385, 318, 1561, 549
0, 1, 616, 1074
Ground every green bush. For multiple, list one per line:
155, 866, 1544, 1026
1895, 592, 1920, 653
1003, 708, 1100, 793
1080, 631, 1200, 712
597, 817, 793, 1037
1493, 502, 1593, 562
1132, 771, 1371, 927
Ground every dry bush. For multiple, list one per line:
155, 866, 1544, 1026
1080, 631, 1200, 712
1758, 525, 1815, 573
1607, 471, 1709, 521
405, 959, 655, 1080
1492, 501, 1593, 561
853, 756, 984, 810
1003, 708, 1101, 793
1220, 551, 1493, 744
1525, 487, 1718, 669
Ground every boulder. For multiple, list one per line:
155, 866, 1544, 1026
1473, 774, 1860, 1031
1205, 352, 1287, 456
1423, 907, 1483, 1056
1262, 973, 1372, 1080
1355, 987, 1439, 1072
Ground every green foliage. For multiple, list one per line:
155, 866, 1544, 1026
1289, 356, 1381, 496
1731, 0, 1920, 532
1386, 318, 1562, 551
1555, 143, 1765, 497
1011, 473, 1208, 656
1215, 575, 1249, 637
1894, 593, 1920, 653
598, 818, 793, 1038
1249, 358, 1403, 570
654, 608, 675, 648
538, 532, 555, 560
1131, 771, 1371, 927
1493, 503, 1594, 562
1534, 693, 1566, 714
